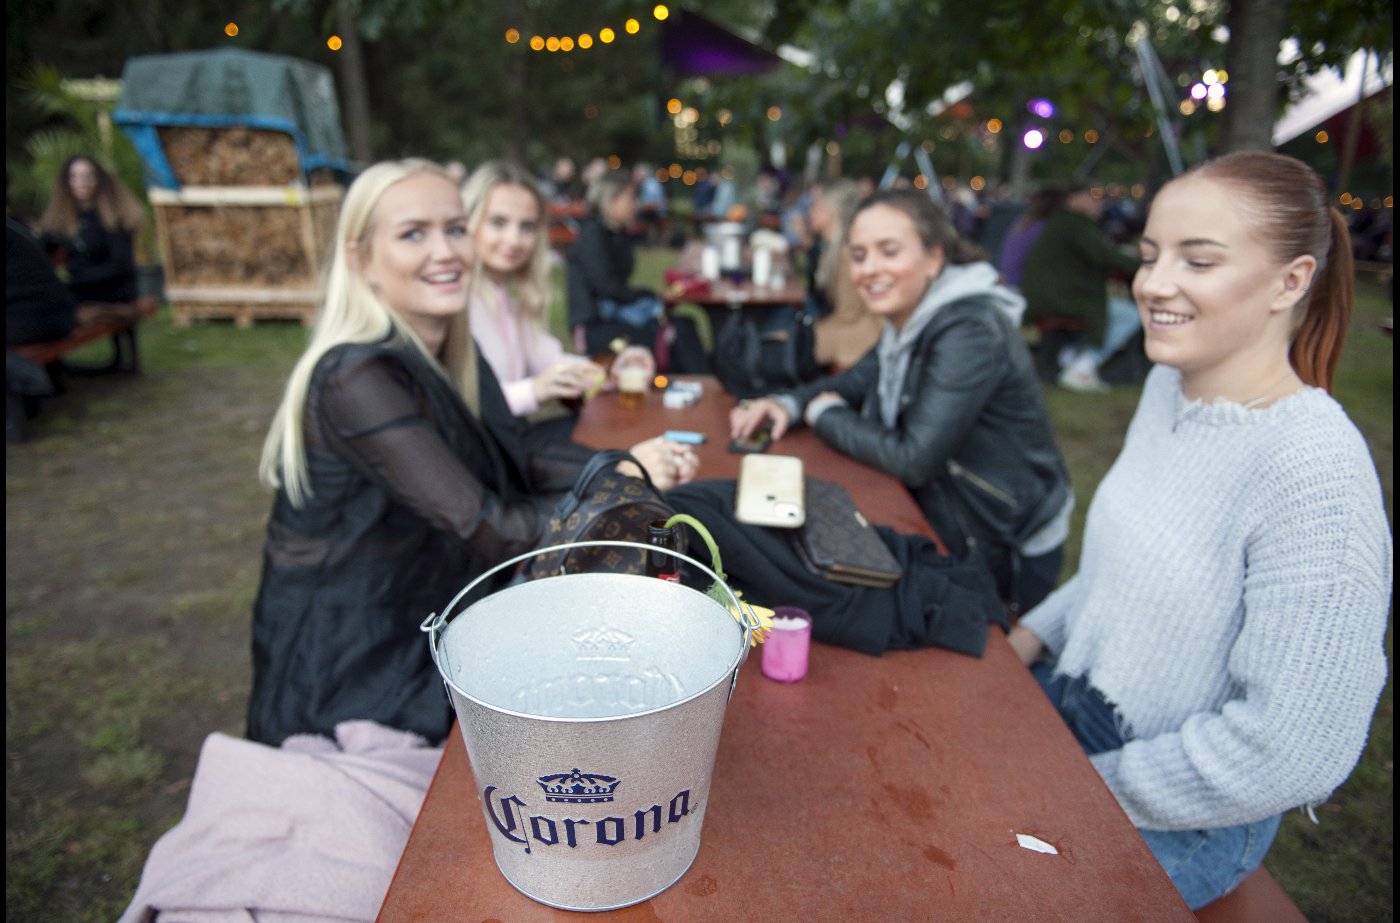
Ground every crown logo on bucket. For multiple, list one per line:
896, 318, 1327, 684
538, 768, 621, 803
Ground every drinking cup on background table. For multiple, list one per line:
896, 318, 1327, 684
701, 245, 721, 281
762, 607, 812, 682
617, 364, 649, 410
751, 248, 772, 288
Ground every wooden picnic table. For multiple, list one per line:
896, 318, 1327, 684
377, 377, 1194, 920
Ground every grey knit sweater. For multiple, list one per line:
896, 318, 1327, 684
1022, 365, 1391, 831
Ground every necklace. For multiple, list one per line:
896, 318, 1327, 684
1241, 368, 1300, 409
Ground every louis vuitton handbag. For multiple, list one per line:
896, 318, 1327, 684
791, 478, 904, 589
527, 449, 674, 579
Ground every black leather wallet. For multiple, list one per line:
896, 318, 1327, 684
790, 479, 904, 588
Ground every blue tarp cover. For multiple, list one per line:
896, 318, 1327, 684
112, 48, 349, 188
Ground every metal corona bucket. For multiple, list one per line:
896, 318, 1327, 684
422, 541, 755, 911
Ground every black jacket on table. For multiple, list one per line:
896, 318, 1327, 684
247, 338, 595, 746
53, 210, 139, 303
779, 277, 1069, 596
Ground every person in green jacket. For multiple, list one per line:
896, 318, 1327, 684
1020, 184, 1141, 391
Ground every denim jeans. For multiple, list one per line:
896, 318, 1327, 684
598, 294, 664, 328
1087, 295, 1142, 368
1031, 662, 1281, 910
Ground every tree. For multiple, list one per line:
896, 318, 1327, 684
762, 0, 1393, 183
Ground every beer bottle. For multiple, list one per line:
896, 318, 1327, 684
646, 519, 682, 582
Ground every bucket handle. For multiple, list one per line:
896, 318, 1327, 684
419, 540, 759, 676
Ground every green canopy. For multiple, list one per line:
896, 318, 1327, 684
113, 48, 349, 188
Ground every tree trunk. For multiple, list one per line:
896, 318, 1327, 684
500, 0, 528, 163
335, 0, 374, 165
1220, 0, 1290, 153
1335, 52, 1370, 195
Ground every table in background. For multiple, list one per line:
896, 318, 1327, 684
377, 378, 1193, 921
663, 242, 808, 343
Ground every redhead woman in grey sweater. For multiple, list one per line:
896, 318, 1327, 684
1010, 152, 1390, 909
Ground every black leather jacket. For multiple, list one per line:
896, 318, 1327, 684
784, 295, 1069, 592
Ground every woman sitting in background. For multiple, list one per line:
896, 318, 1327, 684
39, 155, 144, 305
248, 159, 697, 747
461, 160, 652, 421
731, 188, 1071, 615
804, 178, 882, 371
567, 169, 708, 373
1009, 152, 1390, 909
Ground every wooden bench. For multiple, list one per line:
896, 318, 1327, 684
6, 295, 159, 442
1195, 866, 1307, 922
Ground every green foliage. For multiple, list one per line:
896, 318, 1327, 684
11, 64, 156, 259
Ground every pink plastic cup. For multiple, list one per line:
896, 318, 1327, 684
761, 607, 812, 682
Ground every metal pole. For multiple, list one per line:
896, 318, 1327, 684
1134, 38, 1185, 176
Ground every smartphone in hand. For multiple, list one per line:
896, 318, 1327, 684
727, 428, 772, 454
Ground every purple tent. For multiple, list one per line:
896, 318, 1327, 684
659, 10, 782, 76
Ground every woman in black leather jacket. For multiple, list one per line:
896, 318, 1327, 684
731, 188, 1071, 614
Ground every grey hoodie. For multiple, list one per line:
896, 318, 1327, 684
874, 262, 1025, 428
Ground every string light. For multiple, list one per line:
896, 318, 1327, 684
225, 22, 239, 37
327, 35, 343, 51
509, 13, 657, 51
985, 118, 1002, 134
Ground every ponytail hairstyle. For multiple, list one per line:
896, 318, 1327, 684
1190, 152, 1352, 392
260, 158, 477, 506
847, 187, 987, 266
460, 160, 552, 329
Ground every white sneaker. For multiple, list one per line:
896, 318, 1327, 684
1058, 365, 1109, 393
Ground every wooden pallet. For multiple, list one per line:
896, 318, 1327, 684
166, 286, 320, 328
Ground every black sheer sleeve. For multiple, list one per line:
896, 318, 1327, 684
309, 352, 550, 563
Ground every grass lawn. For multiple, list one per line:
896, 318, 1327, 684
5, 252, 1392, 920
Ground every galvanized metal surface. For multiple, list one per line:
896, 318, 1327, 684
424, 544, 749, 911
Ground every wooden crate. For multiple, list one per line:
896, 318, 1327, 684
150, 185, 341, 326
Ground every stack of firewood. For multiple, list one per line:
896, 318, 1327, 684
149, 125, 342, 326
160, 205, 320, 288
158, 126, 301, 186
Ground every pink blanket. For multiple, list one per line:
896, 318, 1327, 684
119, 721, 444, 923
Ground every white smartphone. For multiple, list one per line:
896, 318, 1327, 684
735, 454, 806, 528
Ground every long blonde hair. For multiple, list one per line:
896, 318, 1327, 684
259, 158, 478, 506
459, 160, 552, 328
813, 179, 861, 290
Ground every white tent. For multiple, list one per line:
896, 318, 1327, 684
1273, 50, 1393, 147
